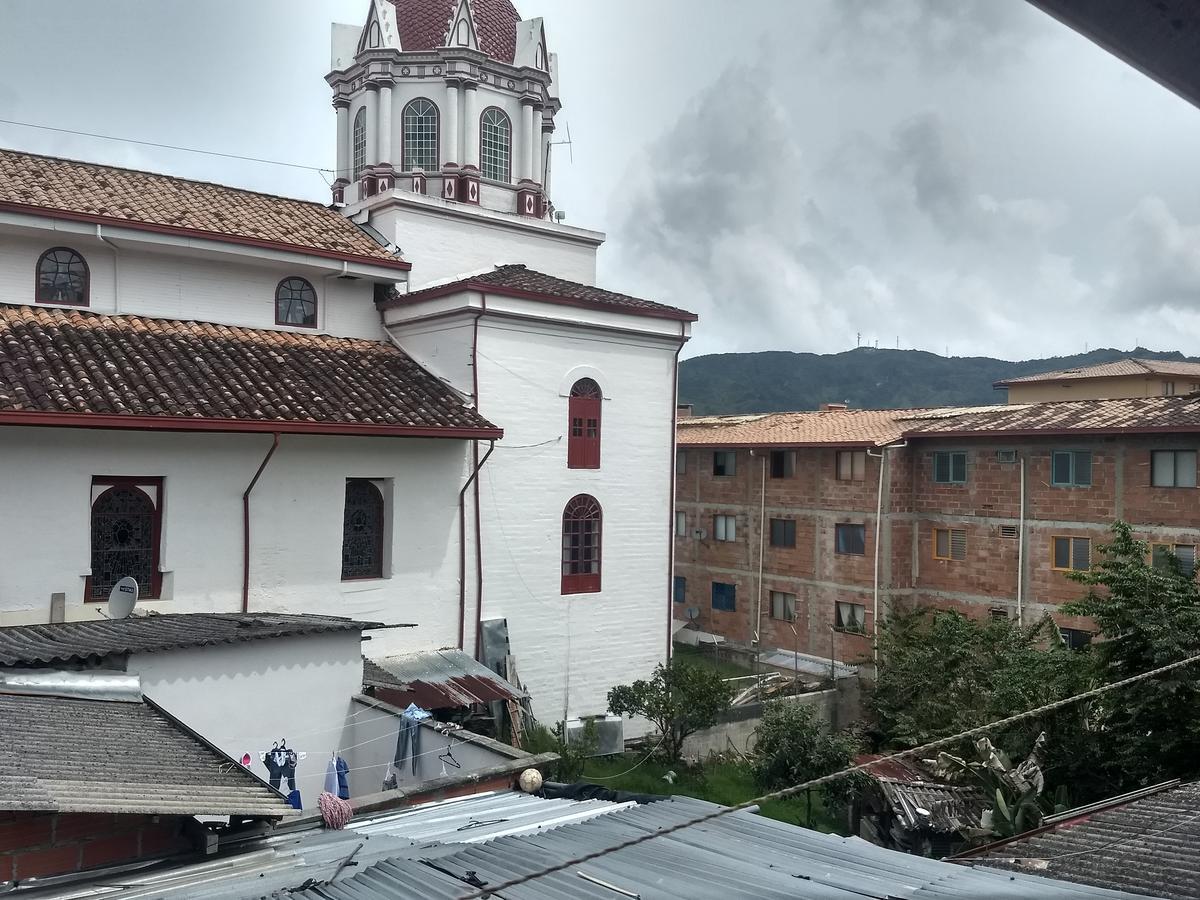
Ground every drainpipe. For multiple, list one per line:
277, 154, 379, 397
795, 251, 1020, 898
749, 448, 767, 648
95, 225, 120, 313
460, 441, 495, 654
321, 261, 349, 333
866, 440, 907, 665
1017, 456, 1026, 626
667, 324, 686, 663
242, 433, 281, 613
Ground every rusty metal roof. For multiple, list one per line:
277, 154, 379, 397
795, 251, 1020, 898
857, 754, 986, 835
364, 649, 525, 709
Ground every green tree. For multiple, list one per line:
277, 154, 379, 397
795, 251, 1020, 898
1063, 521, 1200, 789
608, 659, 733, 763
868, 608, 1089, 762
752, 702, 863, 805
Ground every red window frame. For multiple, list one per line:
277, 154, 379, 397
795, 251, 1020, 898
86, 476, 164, 602
561, 494, 602, 595
567, 378, 602, 469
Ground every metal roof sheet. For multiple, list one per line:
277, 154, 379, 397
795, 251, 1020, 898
0, 613, 384, 667
364, 649, 526, 709
0, 691, 291, 817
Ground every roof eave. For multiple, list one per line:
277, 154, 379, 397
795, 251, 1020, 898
0, 201, 411, 272
0, 411, 503, 439
904, 423, 1200, 440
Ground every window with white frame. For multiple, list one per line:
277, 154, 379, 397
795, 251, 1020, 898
836, 450, 866, 481
675, 510, 687, 537
402, 98, 439, 171
1051, 450, 1092, 487
480, 107, 512, 182
714, 514, 737, 542
352, 107, 367, 179
933, 451, 967, 484
770, 590, 796, 622
1151, 450, 1197, 488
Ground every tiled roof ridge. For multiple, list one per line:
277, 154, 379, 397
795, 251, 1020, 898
0, 145, 336, 213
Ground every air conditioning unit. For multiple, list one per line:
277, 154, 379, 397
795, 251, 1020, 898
996, 449, 1017, 463
564, 715, 624, 756
692, 528, 707, 540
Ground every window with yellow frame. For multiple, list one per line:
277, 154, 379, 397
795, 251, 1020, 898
933, 527, 966, 561
1052, 535, 1090, 572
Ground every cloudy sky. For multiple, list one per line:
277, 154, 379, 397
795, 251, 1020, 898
3, 0, 1200, 360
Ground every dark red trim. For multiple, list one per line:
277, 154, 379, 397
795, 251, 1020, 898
0, 201, 411, 272
36, 246, 90, 308
86, 476, 164, 602
242, 433, 280, 613
274, 276, 318, 329
380, 281, 698, 323
0, 410, 502, 439
561, 494, 602, 595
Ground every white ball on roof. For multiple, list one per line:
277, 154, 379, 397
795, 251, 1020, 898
518, 768, 543, 794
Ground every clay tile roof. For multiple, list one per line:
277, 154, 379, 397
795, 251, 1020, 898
391, 0, 521, 62
676, 409, 910, 448
901, 396, 1200, 437
0, 305, 500, 436
0, 147, 405, 269
996, 357, 1200, 386
384, 264, 698, 322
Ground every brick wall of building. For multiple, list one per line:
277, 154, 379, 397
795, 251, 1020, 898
676, 433, 1200, 663
0, 811, 193, 883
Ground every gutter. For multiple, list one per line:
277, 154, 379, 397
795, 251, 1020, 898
866, 441, 907, 666
95, 224, 121, 314
460, 441, 495, 653
667, 323, 687, 662
749, 449, 767, 648
242, 433, 281, 613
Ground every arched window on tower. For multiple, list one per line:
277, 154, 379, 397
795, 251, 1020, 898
36, 247, 89, 306
368, 20, 382, 48
561, 494, 602, 595
353, 107, 367, 179
480, 107, 512, 183
402, 98, 439, 172
567, 378, 602, 469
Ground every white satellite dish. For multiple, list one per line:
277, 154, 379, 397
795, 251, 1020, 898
107, 577, 139, 620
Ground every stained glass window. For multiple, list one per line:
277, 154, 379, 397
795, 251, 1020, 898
90, 485, 158, 600
37, 247, 89, 306
276, 277, 317, 327
342, 479, 385, 580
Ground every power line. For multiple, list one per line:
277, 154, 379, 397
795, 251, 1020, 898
457, 650, 1200, 899
0, 116, 335, 173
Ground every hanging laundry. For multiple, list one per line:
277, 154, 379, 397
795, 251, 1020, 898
335, 756, 351, 800
402, 703, 432, 721
264, 741, 299, 793
286, 789, 303, 810
324, 757, 339, 796
393, 716, 421, 775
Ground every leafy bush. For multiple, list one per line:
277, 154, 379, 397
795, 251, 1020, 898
752, 702, 862, 805
608, 659, 734, 763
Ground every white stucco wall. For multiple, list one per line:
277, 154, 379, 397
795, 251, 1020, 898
0, 427, 471, 656
474, 319, 678, 727
129, 631, 364, 808
0, 229, 386, 339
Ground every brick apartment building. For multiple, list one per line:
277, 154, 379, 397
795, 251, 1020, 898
674, 397, 1200, 666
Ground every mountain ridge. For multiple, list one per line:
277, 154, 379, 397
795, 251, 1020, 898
678, 347, 1200, 415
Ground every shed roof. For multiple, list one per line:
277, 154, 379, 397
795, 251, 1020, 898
0, 690, 290, 816
959, 779, 1200, 899
0, 147, 405, 269
0, 305, 500, 437
0, 613, 386, 667
364, 648, 526, 708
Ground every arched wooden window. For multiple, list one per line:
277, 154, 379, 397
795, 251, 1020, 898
402, 98, 439, 172
342, 479, 385, 580
480, 107, 512, 182
90, 481, 162, 600
276, 277, 317, 327
353, 107, 367, 179
36, 247, 89, 306
567, 378, 601, 469
562, 494, 602, 595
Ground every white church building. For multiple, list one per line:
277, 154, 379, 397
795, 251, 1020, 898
0, 0, 694, 726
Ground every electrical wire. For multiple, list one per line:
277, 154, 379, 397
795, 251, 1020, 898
581, 735, 667, 781
456, 650, 1200, 899
0, 116, 335, 173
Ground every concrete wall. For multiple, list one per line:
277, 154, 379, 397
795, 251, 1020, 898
0, 229, 384, 339
130, 631, 364, 809
1006, 375, 1200, 404
0, 427, 471, 656
677, 434, 1200, 659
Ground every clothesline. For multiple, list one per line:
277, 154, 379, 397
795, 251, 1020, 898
229, 701, 442, 751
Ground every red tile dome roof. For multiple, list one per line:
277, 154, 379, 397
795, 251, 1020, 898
390, 0, 521, 63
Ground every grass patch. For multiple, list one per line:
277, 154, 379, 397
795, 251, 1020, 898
580, 754, 842, 832
672, 642, 756, 679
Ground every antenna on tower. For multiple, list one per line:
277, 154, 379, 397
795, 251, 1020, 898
549, 121, 574, 164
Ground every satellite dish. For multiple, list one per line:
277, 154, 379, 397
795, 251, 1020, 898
686, 607, 700, 621
107, 577, 139, 619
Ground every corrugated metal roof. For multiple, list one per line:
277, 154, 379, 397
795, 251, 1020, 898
0, 691, 292, 817
365, 649, 526, 709
292, 795, 1149, 900
0, 613, 385, 667
759, 648, 858, 679
857, 755, 986, 834
961, 780, 1200, 899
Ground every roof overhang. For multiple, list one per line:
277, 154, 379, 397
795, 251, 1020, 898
1027, 0, 1200, 110
0, 410, 503, 439
0, 201, 411, 274
902, 423, 1200, 440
